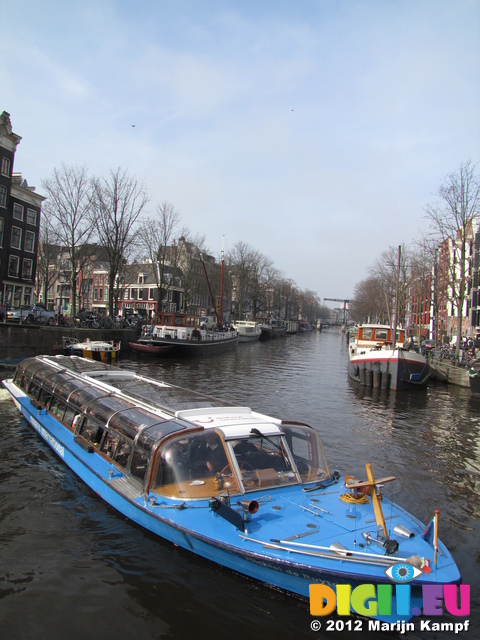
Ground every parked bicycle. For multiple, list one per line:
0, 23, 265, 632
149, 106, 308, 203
76, 310, 100, 329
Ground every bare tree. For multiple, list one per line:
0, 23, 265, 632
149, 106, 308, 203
36, 212, 61, 309
424, 160, 480, 351
368, 243, 413, 327
41, 164, 95, 318
91, 168, 148, 315
349, 275, 389, 324
137, 201, 180, 311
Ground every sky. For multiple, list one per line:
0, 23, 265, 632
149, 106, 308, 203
1, 0, 479, 305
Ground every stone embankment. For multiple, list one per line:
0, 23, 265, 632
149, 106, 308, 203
0, 324, 139, 367
428, 357, 470, 388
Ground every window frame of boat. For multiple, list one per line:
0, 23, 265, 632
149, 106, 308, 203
375, 329, 388, 341
148, 429, 241, 499
225, 433, 300, 492
280, 422, 331, 485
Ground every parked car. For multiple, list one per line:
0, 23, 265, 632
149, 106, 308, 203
7, 304, 56, 325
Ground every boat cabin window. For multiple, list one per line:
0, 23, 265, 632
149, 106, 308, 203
41, 372, 75, 394
108, 407, 156, 441
227, 433, 298, 490
78, 418, 105, 447
68, 386, 108, 413
50, 398, 67, 421
151, 431, 240, 499
54, 379, 88, 403
130, 449, 149, 482
375, 329, 388, 341
282, 424, 330, 484
361, 328, 373, 339
63, 406, 78, 428
86, 396, 135, 424
136, 420, 190, 453
100, 432, 132, 467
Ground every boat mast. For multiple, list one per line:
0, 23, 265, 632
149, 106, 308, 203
392, 245, 401, 351
201, 255, 221, 328
219, 236, 225, 327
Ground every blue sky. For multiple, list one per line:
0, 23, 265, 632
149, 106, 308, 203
2, 0, 479, 303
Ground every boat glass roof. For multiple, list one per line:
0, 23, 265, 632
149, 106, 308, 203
86, 395, 136, 424
107, 378, 232, 415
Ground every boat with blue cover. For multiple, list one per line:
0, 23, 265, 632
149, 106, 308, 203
3, 355, 460, 623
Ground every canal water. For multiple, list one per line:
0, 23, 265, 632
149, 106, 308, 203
0, 330, 478, 640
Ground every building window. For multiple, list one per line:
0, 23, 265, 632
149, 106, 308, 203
94, 289, 98, 301
149, 288, 154, 300
24, 230, 35, 253
8, 255, 20, 278
0, 186, 7, 208
13, 203, 24, 221
124, 289, 129, 300
99, 288, 103, 301
0, 217, 4, 247
26, 208, 37, 225
131, 288, 138, 300
1, 157, 11, 177
23, 287, 33, 306
22, 259, 33, 280
11, 226, 22, 249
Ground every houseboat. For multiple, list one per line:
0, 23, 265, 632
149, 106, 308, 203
2, 355, 460, 623
348, 324, 430, 390
232, 321, 262, 343
130, 311, 238, 355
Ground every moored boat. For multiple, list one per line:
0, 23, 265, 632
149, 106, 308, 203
63, 337, 121, 363
259, 319, 287, 340
468, 358, 480, 395
348, 324, 430, 391
128, 341, 175, 355
133, 311, 238, 355
2, 355, 461, 623
232, 321, 262, 343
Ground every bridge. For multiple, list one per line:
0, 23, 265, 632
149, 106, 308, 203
324, 298, 351, 326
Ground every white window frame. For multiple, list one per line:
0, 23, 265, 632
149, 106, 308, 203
11, 226, 22, 249
24, 230, 35, 253
13, 203, 24, 221
8, 254, 20, 278
26, 208, 37, 225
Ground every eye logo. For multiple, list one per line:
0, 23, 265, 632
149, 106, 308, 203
385, 563, 423, 583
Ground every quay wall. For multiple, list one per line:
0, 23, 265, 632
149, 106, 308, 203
0, 324, 139, 365
429, 357, 470, 388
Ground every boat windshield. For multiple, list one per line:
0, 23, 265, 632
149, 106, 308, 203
281, 423, 331, 484
151, 430, 240, 499
227, 433, 299, 491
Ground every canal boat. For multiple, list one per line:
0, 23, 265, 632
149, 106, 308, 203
468, 358, 480, 395
62, 337, 121, 363
259, 319, 287, 340
348, 324, 430, 390
128, 341, 175, 355
130, 311, 238, 355
232, 321, 262, 343
2, 355, 460, 623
